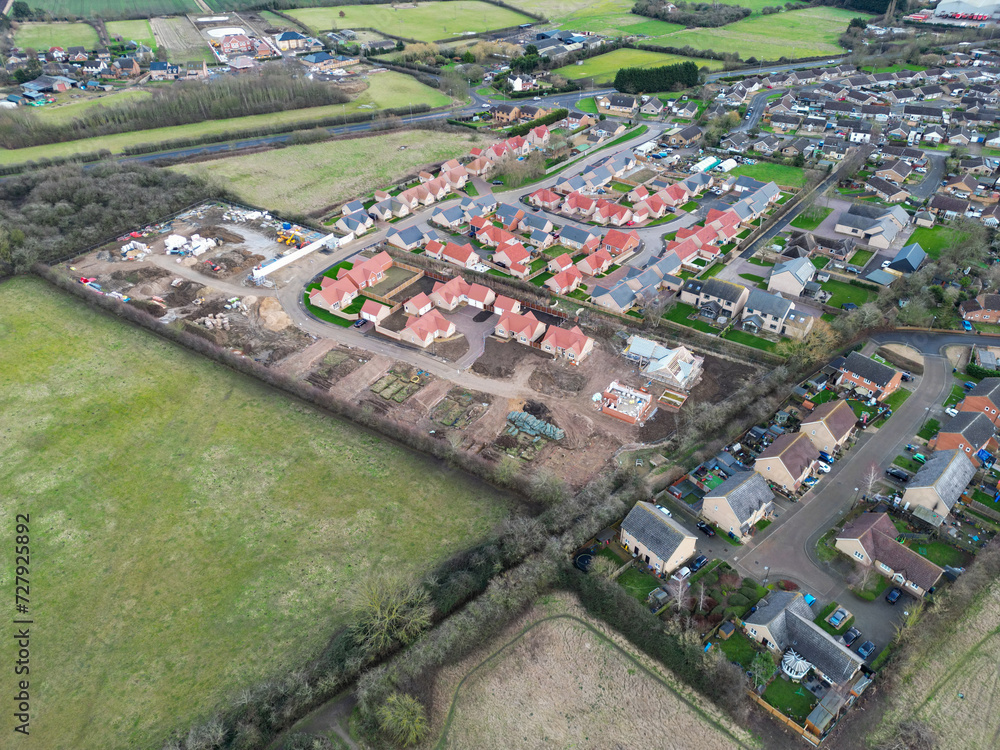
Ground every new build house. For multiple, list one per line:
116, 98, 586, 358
754, 432, 818, 492
701, 471, 775, 540
619, 502, 697, 576
836, 512, 943, 597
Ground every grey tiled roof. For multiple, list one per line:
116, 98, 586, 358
939, 411, 995, 449
704, 470, 774, 525
966, 377, 1000, 407
620, 502, 692, 561
841, 351, 897, 388
701, 278, 747, 304
745, 592, 862, 684
745, 288, 792, 319
907, 449, 977, 512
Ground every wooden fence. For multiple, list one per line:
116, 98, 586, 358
747, 692, 820, 746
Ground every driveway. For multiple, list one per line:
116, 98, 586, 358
812, 196, 852, 239
722, 352, 952, 658
445, 305, 497, 370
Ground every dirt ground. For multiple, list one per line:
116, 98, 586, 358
424, 594, 754, 750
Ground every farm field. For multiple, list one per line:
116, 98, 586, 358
345, 70, 452, 114
13, 21, 100, 50
14, 89, 151, 125
553, 47, 722, 83
511, 0, 683, 36
432, 600, 755, 749
286, 1, 532, 43
22, 0, 197, 14
105, 19, 157, 49
873, 578, 1000, 750
151, 16, 216, 65
731, 162, 807, 187
0, 275, 510, 750
643, 7, 863, 60
0, 79, 451, 167
173, 129, 492, 215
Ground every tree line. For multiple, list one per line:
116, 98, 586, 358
633, 0, 753, 28
613, 60, 699, 94
0, 71, 349, 150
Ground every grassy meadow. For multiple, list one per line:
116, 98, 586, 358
553, 48, 722, 83
0, 275, 511, 749
731, 162, 807, 187
13, 21, 100, 50
650, 7, 863, 59
105, 19, 157, 49
24, 0, 197, 12
0, 72, 450, 166
287, 1, 532, 43
29, 89, 152, 125
511, 0, 683, 36
173, 129, 491, 214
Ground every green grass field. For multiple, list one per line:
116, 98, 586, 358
790, 206, 832, 231
175, 129, 490, 215
287, 1, 531, 43
27, 89, 151, 125
554, 47, 722, 83
907, 225, 963, 260
821, 279, 875, 308
27, 0, 197, 13
511, 0, 683, 36
645, 7, 863, 60
0, 73, 451, 166
731, 162, 806, 188
151, 16, 217, 65
106, 19, 156, 49
345, 70, 451, 114
13, 21, 100, 50
0, 275, 510, 750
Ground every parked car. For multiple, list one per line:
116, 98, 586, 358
964, 381, 977, 390
492, 180, 503, 185
885, 467, 910, 482
881, 260, 892, 269
671, 566, 692, 582
696, 521, 716, 537
857, 640, 876, 659
886, 587, 902, 604
690, 555, 709, 572
945, 406, 959, 417
654, 504, 672, 517
353, 319, 366, 329
818, 451, 836, 464
963, 320, 974, 331
901, 371, 913, 382
913, 453, 927, 464
829, 607, 849, 627
803, 476, 820, 487
843, 627, 862, 647
816, 461, 832, 474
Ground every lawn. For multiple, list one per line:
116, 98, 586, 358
849, 249, 874, 267
716, 629, 761, 669
763, 677, 818, 724
917, 418, 940, 440
722, 329, 777, 352
814, 601, 854, 636
106, 19, 156, 49
700, 262, 725, 278
790, 207, 832, 231
731, 162, 807, 188
680, 200, 700, 212
821, 279, 875, 308
944, 385, 965, 407
907, 225, 966, 261
531, 271, 554, 286
811, 256, 830, 269
893, 455, 923, 473
883, 387, 912, 411
0, 276, 510, 750
553, 47, 722, 84
28, 0, 196, 12
651, 7, 866, 60
906, 540, 971, 568
174, 130, 489, 215
287, 1, 532, 43
617, 566, 662, 603
663, 302, 717, 333
13, 21, 100, 50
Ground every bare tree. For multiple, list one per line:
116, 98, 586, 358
862, 461, 880, 499
350, 573, 433, 656
666, 578, 689, 612
590, 554, 619, 580
697, 582, 708, 613
849, 563, 875, 594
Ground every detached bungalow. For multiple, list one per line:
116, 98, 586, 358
540, 325, 593, 361
836, 513, 943, 597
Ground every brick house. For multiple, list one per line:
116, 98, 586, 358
930, 411, 997, 465
835, 512, 943, 597
960, 293, 1000, 323
836, 351, 903, 402
958, 377, 1000, 425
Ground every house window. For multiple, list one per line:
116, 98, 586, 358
749, 628, 757, 637
854, 551, 865, 560
880, 562, 892, 572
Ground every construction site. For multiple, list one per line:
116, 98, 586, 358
53, 202, 762, 488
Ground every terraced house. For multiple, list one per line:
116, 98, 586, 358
836, 351, 902, 402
